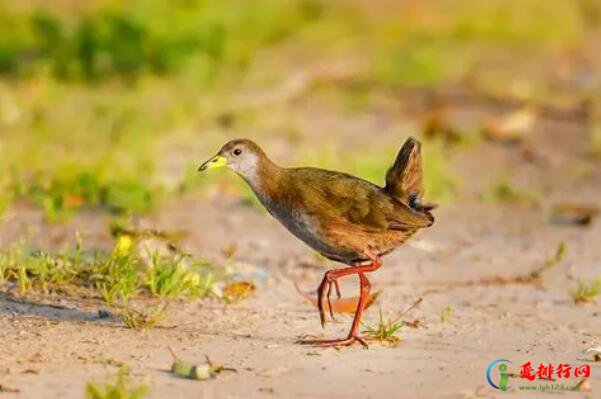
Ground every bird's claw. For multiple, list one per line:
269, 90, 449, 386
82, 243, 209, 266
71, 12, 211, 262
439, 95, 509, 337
317, 274, 342, 328
297, 335, 369, 349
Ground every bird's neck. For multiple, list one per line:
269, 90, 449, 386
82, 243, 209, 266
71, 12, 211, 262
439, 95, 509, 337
239, 156, 284, 200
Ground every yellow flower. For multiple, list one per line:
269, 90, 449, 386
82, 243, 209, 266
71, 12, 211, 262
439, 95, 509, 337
183, 272, 200, 287
114, 234, 133, 256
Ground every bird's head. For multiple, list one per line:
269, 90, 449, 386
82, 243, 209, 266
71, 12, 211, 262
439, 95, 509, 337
198, 139, 266, 180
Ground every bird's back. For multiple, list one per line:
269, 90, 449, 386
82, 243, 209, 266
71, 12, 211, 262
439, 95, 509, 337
256, 166, 432, 263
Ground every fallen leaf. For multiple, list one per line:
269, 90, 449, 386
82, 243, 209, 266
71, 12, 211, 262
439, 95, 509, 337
574, 378, 591, 392
551, 203, 599, 226
222, 281, 256, 304
403, 319, 422, 328
257, 366, 289, 378
220, 243, 238, 259
22, 369, 38, 374
585, 346, 601, 361
0, 384, 19, 393
483, 106, 536, 143
63, 195, 84, 208
422, 111, 463, 146
294, 282, 381, 313
168, 347, 236, 380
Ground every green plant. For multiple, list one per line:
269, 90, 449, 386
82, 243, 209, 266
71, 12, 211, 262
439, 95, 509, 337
591, 124, 601, 159
362, 308, 404, 344
440, 305, 455, 323
571, 278, 601, 303
86, 366, 149, 399
422, 140, 455, 203
483, 177, 539, 205
96, 254, 141, 306
0, 252, 8, 284
109, 297, 170, 330
0, 232, 217, 329
145, 252, 214, 299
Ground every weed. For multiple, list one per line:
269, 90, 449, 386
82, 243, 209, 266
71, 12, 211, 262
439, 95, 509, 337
86, 366, 149, 399
440, 305, 455, 323
145, 252, 214, 299
362, 307, 404, 344
591, 124, 601, 159
26, 170, 160, 222
545, 241, 566, 267
109, 298, 170, 330
483, 177, 539, 205
0, 232, 216, 329
222, 281, 256, 304
525, 241, 566, 282
571, 278, 601, 304
422, 140, 455, 203
0, 252, 8, 284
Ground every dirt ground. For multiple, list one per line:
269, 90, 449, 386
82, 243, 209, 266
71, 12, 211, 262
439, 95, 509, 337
1, 100, 600, 399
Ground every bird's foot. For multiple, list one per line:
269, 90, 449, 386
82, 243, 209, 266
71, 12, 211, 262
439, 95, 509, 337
317, 273, 341, 327
297, 334, 368, 349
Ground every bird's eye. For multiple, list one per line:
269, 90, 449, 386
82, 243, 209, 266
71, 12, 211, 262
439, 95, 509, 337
233, 148, 242, 156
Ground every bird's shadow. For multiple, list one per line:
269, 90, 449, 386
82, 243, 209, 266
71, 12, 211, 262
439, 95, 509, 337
0, 291, 120, 325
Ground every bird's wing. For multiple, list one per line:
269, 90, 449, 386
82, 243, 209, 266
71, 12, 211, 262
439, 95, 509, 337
293, 169, 431, 231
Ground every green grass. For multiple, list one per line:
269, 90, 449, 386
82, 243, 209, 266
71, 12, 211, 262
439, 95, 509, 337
440, 305, 455, 323
0, 0, 351, 222
483, 177, 540, 205
0, 0, 332, 81
109, 298, 170, 330
145, 251, 214, 299
371, 0, 584, 86
0, 231, 215, 328
86, 367, 149, 399
591, 124, 601, 159
571, 278, 601, 304
362, 307, 404, 345
0, 0, 593, 223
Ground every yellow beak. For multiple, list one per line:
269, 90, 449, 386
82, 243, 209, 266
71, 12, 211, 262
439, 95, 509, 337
198, 154, 227, 172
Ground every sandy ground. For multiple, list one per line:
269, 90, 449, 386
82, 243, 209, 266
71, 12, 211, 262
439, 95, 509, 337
1, 101, 601, 398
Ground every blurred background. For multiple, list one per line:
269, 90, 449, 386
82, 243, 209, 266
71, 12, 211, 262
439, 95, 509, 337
1, 2, 600, 397
0, 0, 600, 224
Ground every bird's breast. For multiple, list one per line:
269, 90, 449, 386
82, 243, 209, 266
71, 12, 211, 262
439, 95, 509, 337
253, 189, 338, 254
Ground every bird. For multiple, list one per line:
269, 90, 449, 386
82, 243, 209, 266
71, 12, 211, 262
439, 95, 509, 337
198, 137, 434, 347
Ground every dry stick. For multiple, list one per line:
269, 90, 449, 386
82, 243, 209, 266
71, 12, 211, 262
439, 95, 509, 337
417, 265, 555, 296
390, 297, 423, 325
168, 345, 179, 361
398, 297, 423, 318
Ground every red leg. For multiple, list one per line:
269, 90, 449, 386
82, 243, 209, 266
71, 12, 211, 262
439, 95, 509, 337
299, 249, 382, 348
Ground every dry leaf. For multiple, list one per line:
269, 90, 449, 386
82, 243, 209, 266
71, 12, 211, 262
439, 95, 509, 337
222, 281, 256, 304
294, 282, 381, 313
0, 384, 19, 393
220, 243, 238, 259
422, 111, 463, 146
63, 195, 84, 208
574, 378, 591, 392
169, 347, 236, 380
257, 366, 290, 378
551, 203, 599, 226
585, 346, 601, 361
483, 107, 536, 143
403, 319, 422, 328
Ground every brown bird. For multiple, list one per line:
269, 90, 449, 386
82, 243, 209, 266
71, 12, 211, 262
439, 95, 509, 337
198, 137, 434, 347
